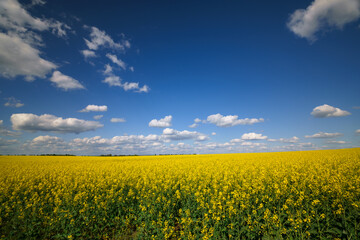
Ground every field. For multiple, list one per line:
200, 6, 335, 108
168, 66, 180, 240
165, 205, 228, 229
1, 148, 360, 239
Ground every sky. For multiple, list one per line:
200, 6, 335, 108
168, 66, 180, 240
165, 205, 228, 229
0, 0, 359, 155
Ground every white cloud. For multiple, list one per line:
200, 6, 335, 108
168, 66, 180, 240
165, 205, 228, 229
84, 26, 129, 51
162, 128, 209, 141
102, 75, 149, 93
122, 82, 139, 91
211, 132, 216, 136
129, 66, 134, 72
93, 115, 103, 120
189, 118, 202, 128
206, 113, 264, 127
103, 75, 122, 87
103, 64, 113, 75
137, 85, 150, 93
0, 121, 20, 136
79, 105, 108, 112
240, 141, 265, 146
4, 97, 24, 107
0, 33, 57, 79
356, 129, 360, 134
267, 136, 299, 143
49, 20, 71, 38
305, 132, 343, 138
11, 113, 103, 133
327, 140, 347, 144
111, 118, 126, 123
149, 115, 172, 128
106, 53, 126, 70
287, 0, 360, 41
50, 71, 85, 90
0, 0, 48, 32
0, 0, 72, 80
31, 135, 64, 145
23, 135, 70, 153
241, 132, 268, 140
30, 0, 46, 7
311, 104, 351, 118
0, 137, 18, 147
81, 49, 96, 59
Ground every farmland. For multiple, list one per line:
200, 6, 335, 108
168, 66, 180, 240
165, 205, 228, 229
1, 148, 360, 239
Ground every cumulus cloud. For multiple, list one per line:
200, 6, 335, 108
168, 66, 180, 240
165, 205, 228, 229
189, 123, 198, 128
79, 105, 108, 112
311, 104, 351, 118
162, 128, 209, 141
241, 132, 268, 140
11, 113, 103, 133
267, 136, 299, 143
0, 0, 48, 32
106, 53, 126, 70
103, 64, 113, 75
81, 49, 96, 59
110, 118, 126, 123
189, 118, 202, 128
4, 97, 24, 108
305, 132, 343, 138
0, 0, 72, 80
137, 85, 150, 93
0, 120, 20, 136
103, 75, 121, 87
206, 113, 264, 127
84, 26, 130, 51
0, 137, 18, 147
287, 0, 360, 41
149, 115, 172, 128
31, 135, 65, 145
22, 135, 70, 153
49, 21, 71, 38
93, 115, 103, 120
0, 33, 56, 79
102, 75, 149, 93
50, 71, 85, 90
327, 140, 347, 144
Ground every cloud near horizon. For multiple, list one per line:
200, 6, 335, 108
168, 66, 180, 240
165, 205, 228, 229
305, 132, 343, 138
206, 114, 264, 127
241, 132, 268, 140
11, 113, 103, 133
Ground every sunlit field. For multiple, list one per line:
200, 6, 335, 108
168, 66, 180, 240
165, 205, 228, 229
1, 148, 360, 239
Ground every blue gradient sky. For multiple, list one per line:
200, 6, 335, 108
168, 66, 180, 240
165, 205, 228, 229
0, 0, 359, 155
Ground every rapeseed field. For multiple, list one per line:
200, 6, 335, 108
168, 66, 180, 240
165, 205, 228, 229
1, 148, 360, 239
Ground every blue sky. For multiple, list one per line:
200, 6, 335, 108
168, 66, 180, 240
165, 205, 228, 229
0, 0, 359, 155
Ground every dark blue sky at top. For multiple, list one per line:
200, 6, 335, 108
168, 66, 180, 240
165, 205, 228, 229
0, 0, 359, 154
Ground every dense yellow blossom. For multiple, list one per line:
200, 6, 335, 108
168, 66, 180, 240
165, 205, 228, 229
0, 148, 360, 239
